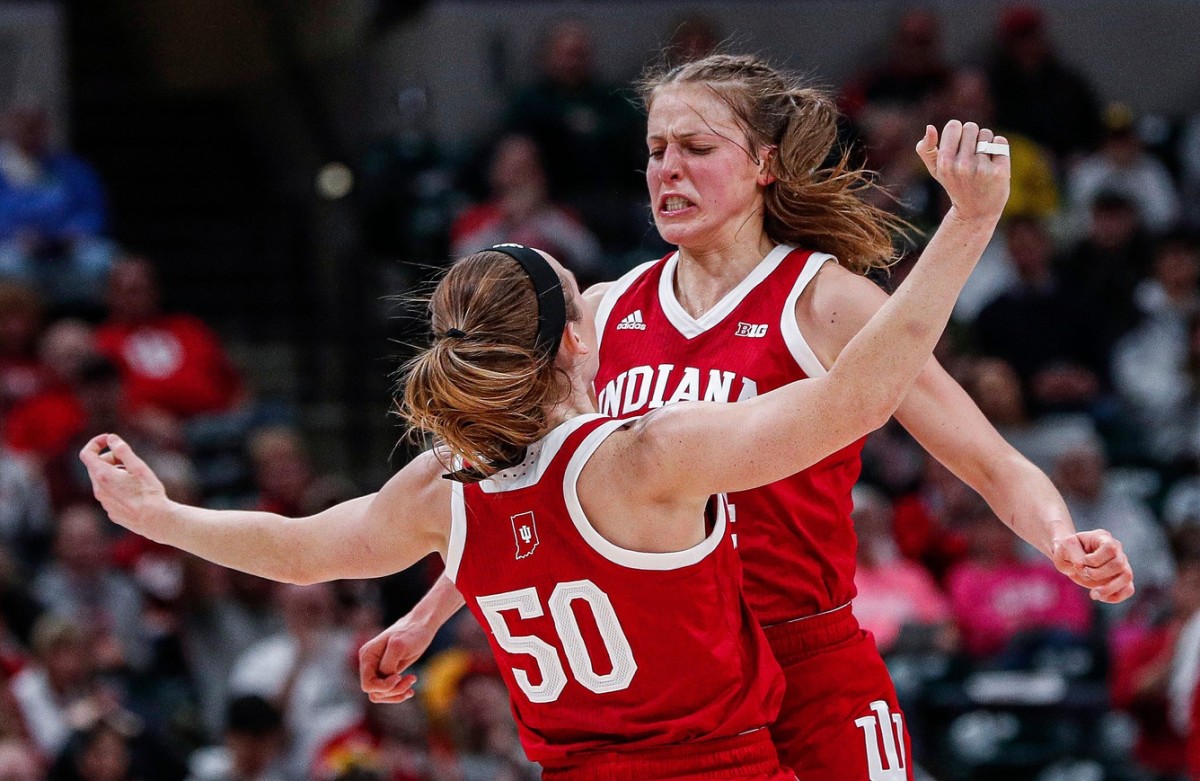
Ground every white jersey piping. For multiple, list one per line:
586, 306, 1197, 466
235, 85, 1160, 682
479, 413, 606, 494
658, 244, 795, 339
444, 481, 466, 583
562, 418, 728, 570
594, 260, 658, 352
780, 252, 837, 378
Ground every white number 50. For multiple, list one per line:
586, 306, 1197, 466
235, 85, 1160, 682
475, 579, 638, 703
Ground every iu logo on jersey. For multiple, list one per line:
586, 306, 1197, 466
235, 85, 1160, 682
734, 322, 768, 338
855, 700, 907, 781
511, 512, 540, 559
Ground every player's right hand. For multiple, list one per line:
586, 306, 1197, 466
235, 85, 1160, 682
79, 433, 170, 537
914, 120, 1011, 224
358, 616, 436, 703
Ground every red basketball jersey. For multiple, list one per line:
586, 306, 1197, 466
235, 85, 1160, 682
445, 414, 784, 768
594, 245, 863, 626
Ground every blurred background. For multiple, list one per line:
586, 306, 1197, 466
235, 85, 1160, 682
2, 1, 1200, 779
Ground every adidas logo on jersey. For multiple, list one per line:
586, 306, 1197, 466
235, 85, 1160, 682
615, 310, 647, 331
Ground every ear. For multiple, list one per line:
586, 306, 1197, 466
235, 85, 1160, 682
756, 145, 777, 186
561, 320, 590, 359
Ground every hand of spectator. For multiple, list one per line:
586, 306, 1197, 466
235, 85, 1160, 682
914, 120, 1011, 224
78, 434, 170, 538
1051, 530, 1135, 603
358, 617, 430, 704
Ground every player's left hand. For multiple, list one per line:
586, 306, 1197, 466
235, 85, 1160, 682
1051, 530, 1135, 603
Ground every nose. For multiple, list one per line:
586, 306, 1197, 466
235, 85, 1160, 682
659, 145, 683, 182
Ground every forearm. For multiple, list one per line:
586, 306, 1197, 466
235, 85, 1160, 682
405, 574, 466, 629
150, 496, 377, 584
973, 452, 1076, 559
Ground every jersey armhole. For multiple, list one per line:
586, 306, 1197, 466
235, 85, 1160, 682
780, 252, 837, 378
443, 481, 466, 583
562, 419, 728, 571
594, 260, 658, 351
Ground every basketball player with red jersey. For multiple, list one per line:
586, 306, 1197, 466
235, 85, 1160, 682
360, 54, 1135, 780
80, 154, 1010, 780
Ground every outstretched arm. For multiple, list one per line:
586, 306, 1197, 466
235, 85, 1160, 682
626, 120, 1009, 500
801, 244, 1133, 603
79, 434, 451, 585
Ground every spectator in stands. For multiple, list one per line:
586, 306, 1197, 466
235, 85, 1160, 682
445, 671, 536, 781
1111, 234, 1200, 462
937, 68, 1060, 221
32, 505, 149, 673
449, 135, 603, 285
947, 500, 1093, 660
227, 584, 360, 781
9, 616, 100, 759
0, 282, 48, 415
180, 562, 281, 741
1067, 104, 1181, 238
95, 256, 245, 420
47, 715, 186, 781
974, 216, 1111, 414
963, 357, 1098, 474
313, 699, 429, 781
1060, 190, 1155, 346
246, 427, 320, 518
855, 101, 939, 229
0, 442, 53, 571
985, 4, 1102, 160
662, 13, 719, 67
840, 8, 951, 121
1180, 113, 1200, 232
0, 106, 113, 311
187, 695, 286, 781
0, 738, 42, 781
851, 485, 954, 656
3, 320, 97, 464
1051, 436, 1174, 603
504, 18, 645, 251
1110, 530, 1200, 778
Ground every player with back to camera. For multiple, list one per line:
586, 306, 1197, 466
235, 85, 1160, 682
84, 118, 1005, 779
360, 54, 1135, 780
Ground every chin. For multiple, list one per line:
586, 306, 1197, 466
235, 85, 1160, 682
654, 221, 703, 249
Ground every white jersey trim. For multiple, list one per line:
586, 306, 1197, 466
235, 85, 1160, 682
480, 413, 607, 494
780, 252, 837, 378
563, 418, 728, 570
594, 260, 657, 352
658, 244, 795, 340
444, 481, 466, 583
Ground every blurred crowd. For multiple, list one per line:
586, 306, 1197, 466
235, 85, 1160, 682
6, 3, 1200, 780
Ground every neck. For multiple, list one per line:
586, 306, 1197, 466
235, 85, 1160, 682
545, 376, 598, 428
675, 230, 776, 317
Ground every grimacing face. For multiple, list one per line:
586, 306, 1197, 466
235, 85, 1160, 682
645, 84, 769, 253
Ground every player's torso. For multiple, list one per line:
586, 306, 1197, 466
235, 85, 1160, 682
447, 415, 782, 767
594, 245, 864, 625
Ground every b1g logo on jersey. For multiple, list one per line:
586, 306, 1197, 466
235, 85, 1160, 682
734, 322, 768, 338
511, 512, 540, 559
855, 700, 907, 781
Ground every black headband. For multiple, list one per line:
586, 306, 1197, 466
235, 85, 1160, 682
487, 243, 566, 361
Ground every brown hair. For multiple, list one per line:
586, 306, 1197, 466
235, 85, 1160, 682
398, 250, 580, 481
640, 54, 906, 273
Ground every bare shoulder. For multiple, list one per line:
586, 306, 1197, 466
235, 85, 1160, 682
796, 262, 890, 365
582, 281, 614, 319
375, 450, 453, 532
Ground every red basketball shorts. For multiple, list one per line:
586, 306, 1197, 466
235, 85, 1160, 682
764, 605, 913, 781
539, 729, 796, 781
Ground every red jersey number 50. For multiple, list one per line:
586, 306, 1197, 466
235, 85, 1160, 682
476, 580, 638, 703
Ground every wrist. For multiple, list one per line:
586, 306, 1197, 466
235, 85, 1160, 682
944, 205, 1001, 232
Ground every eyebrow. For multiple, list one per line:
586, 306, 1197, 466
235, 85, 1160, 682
646, 131, 718, 143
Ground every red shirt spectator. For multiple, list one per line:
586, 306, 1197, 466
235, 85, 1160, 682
95, 256, 243, 418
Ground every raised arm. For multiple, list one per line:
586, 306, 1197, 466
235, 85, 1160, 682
626, 120, 1009, 500
79, 433, 451, 585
